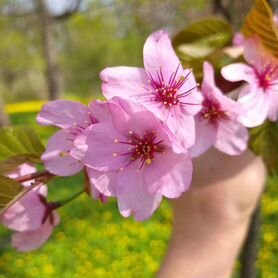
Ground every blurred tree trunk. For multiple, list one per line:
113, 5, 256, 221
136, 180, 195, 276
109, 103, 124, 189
37, 0, 62, 100
212, 0, 253, 28
0, 95, 10, 126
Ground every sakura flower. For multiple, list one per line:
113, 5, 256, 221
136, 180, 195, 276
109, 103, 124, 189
37, 100, 112, 201
274, 15, 278, 27
222, 36, 278, 127
190, 62, 249, 157
82, 97, 193, 221
233, 32, 245, 47
38, 100, 111, 176
100, 30, 203, 152
1, 164, 60, 252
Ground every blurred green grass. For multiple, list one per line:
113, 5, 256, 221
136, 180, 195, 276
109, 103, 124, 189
0, 111, 277, 278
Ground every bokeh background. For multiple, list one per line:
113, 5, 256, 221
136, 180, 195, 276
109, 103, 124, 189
0, 0, 277, 277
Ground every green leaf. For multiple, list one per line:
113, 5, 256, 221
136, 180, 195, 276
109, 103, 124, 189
0, 127, 45, 158
0, 175, 23, 209
0, 154, 42, 174
172, 18, 233, 81
242, 0, 278, 58
173, 17, 233, 49
0, 127, 45, 174
249, 121, 278, 175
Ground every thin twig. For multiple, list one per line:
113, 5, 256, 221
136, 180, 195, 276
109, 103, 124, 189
15, 170, 52, 183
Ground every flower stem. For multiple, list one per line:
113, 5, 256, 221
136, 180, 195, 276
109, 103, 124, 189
55, 189, 84, 208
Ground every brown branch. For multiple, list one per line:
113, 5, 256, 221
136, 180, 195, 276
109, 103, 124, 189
15, 170, 52, 183
0, 173, 54, 217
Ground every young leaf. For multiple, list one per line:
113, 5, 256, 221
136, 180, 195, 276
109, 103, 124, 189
242, 0, 278, 58
173, 17, 233, 48
0, 127, 45, 170
172, 18, 233, 81
0, 175, 23, 209
249, 121, 278, 175
0, 154, 41, 174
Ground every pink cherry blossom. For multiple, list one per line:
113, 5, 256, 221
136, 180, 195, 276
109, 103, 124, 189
222, 36, 278, 127
1, 164, 60, 252
100, 30, 203, 152
233, 32, 245, 47
82, 97, 193, 221
190, 62, 249, 157
37, 100, 112, 201
274, 15, 278, 27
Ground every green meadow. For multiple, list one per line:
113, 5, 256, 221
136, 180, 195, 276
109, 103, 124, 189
0, 111, 277, 278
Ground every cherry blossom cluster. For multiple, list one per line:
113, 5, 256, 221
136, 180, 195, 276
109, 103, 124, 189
1, 30, 277, 252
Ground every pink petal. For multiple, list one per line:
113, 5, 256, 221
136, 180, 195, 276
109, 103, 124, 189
178, 69, 203, 115
190, 117, 217, 158
145, 150, 193, 198
89, 180, 108, 203
117, 163, 163, 221
165, 111, 196, 151
12, 212, 60, 252
110, 98, 159, 136
86, 167, 117, 197
42, 130, 83, 176
203, 62, 242, 116
71, 126, 93, 161
88, 100, 113, 123
2, 191, 46, 232
267, 89, 278, 121
37, 100, 90, 129
100, 67, 149, 100
7, 163, 36, 187
221, 63, 255, 83
214, 120, 249, 155
238, 86, 270, 127
143, 30, 182, 82
233, 32, 245, 46
243, 36, 269, 68
82, 123, 129, 171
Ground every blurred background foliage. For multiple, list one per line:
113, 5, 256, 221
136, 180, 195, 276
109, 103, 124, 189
0, 0, 278, 277
0, 0, 260, 104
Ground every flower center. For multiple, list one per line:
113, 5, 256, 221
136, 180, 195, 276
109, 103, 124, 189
201, 98, 227, 123
256, 62, 278, 91
114, 131, 164, 171
147, 65, 198, 108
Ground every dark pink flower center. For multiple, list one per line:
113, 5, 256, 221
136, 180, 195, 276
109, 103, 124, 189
255, 62, 278, 91
39, 194, 58, 225
114, 131, 164, 171
200, 98, 227, 123
147, 65, 198, 108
